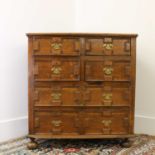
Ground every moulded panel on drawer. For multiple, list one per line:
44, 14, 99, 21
34, 58, 80, 81
34, 86, 81, 106
85, 37, 130, 56
85, 60, 131, 81
33, 37, 81, 56
83, 86, 131, 106
34, 111, 77, 135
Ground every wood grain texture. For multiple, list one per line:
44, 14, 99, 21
29, 134, 135, 139
26, 33, 138, 37
27, 33, 137, 139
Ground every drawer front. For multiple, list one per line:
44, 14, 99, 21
34, 86, 80, 106
85, 37, 130, 55
33, 37, 80, 55
34, 111, 77, 134
85, 60, 131, 81
84, 109, 129, 135
34, 108, 129, 135
84, 86, 131, 106
34, 58, 80, 81
34, 85, 130, 107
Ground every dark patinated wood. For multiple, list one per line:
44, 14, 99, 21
28, 134, 135, 139
27, 33, 137, 143
26, 33, 137, 37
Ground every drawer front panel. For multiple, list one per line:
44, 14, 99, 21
34, 111, 77, 134
34, 58, 80, 81
33, 37, 80, 55
34, 85, 131, 107
84, 109, 129, 135
85, 37, 130, 55
34, 87, 80, 106
84, 86, 131, 106
85, 60, 131, 81
34, 108, 129, 135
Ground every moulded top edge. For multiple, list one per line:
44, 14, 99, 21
26, 32, 138, 37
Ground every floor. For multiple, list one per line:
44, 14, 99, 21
0, 135, 155, 155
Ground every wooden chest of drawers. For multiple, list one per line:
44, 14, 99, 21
27, 33, 137, 141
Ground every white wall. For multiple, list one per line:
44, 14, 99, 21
0, 0, 155, 142
75, 0, 155, 135
0, 0, 76, 142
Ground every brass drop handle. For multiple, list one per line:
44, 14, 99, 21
51, 120, 62, 127
103, 67, 113, 75
51, 43, 62, 50
78, 102, 85, 106
51, 66, 62, 75
51, 93, 62, 100
102, 93, 112, 101
81, 102, 85, 106
103, 43, 113, 50
102, 120, 112, 127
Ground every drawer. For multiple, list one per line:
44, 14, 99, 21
85, 37, 130, 55
33, 37, 80, 55
34, 108, 130, 135
34, 84, 130, 107
34, 111, 78, 134
83, 85, 131, 106
34, 86, 81, 106
84, 108, 129, 135
85, 60, 131, 81
34, 58, 80, 81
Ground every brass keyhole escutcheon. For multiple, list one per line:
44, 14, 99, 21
51, 93, 62, 101
103, 43, 113, 50
103, 67, 113, 75
79, 102, 85, 106
51, 66, 62, 75
102, 120, 112, 127
51, 43, 62, 50
51, 120, 62, 127
102, 93, 112, 101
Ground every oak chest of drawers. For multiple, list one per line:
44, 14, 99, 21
27, 33, 137, 141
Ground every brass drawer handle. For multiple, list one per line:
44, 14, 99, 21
51, 43, 62, 50
76, 101, 85, 106
102, 120, 112, 126
102, 93, 112, 101
51, 120, 62, 127
103, 67, 113, 75
51, 66, 62, 75
51, 93, 62, 100
79, 102, 85, 106
103, 43, 113, 50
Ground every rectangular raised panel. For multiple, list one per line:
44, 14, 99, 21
34, 58, 80, 81
34, 87, 81, 106
33, 40, 39, 50
34, 111, 78, 134
85, 60, 131, 81
85, 37, 131, 55
34, 117, 40, 128
111, 111, 129, 134
83, 111, 103, 134
33, 37, 80, 55
84, 86, 131, 106
85, 109, 129, 135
